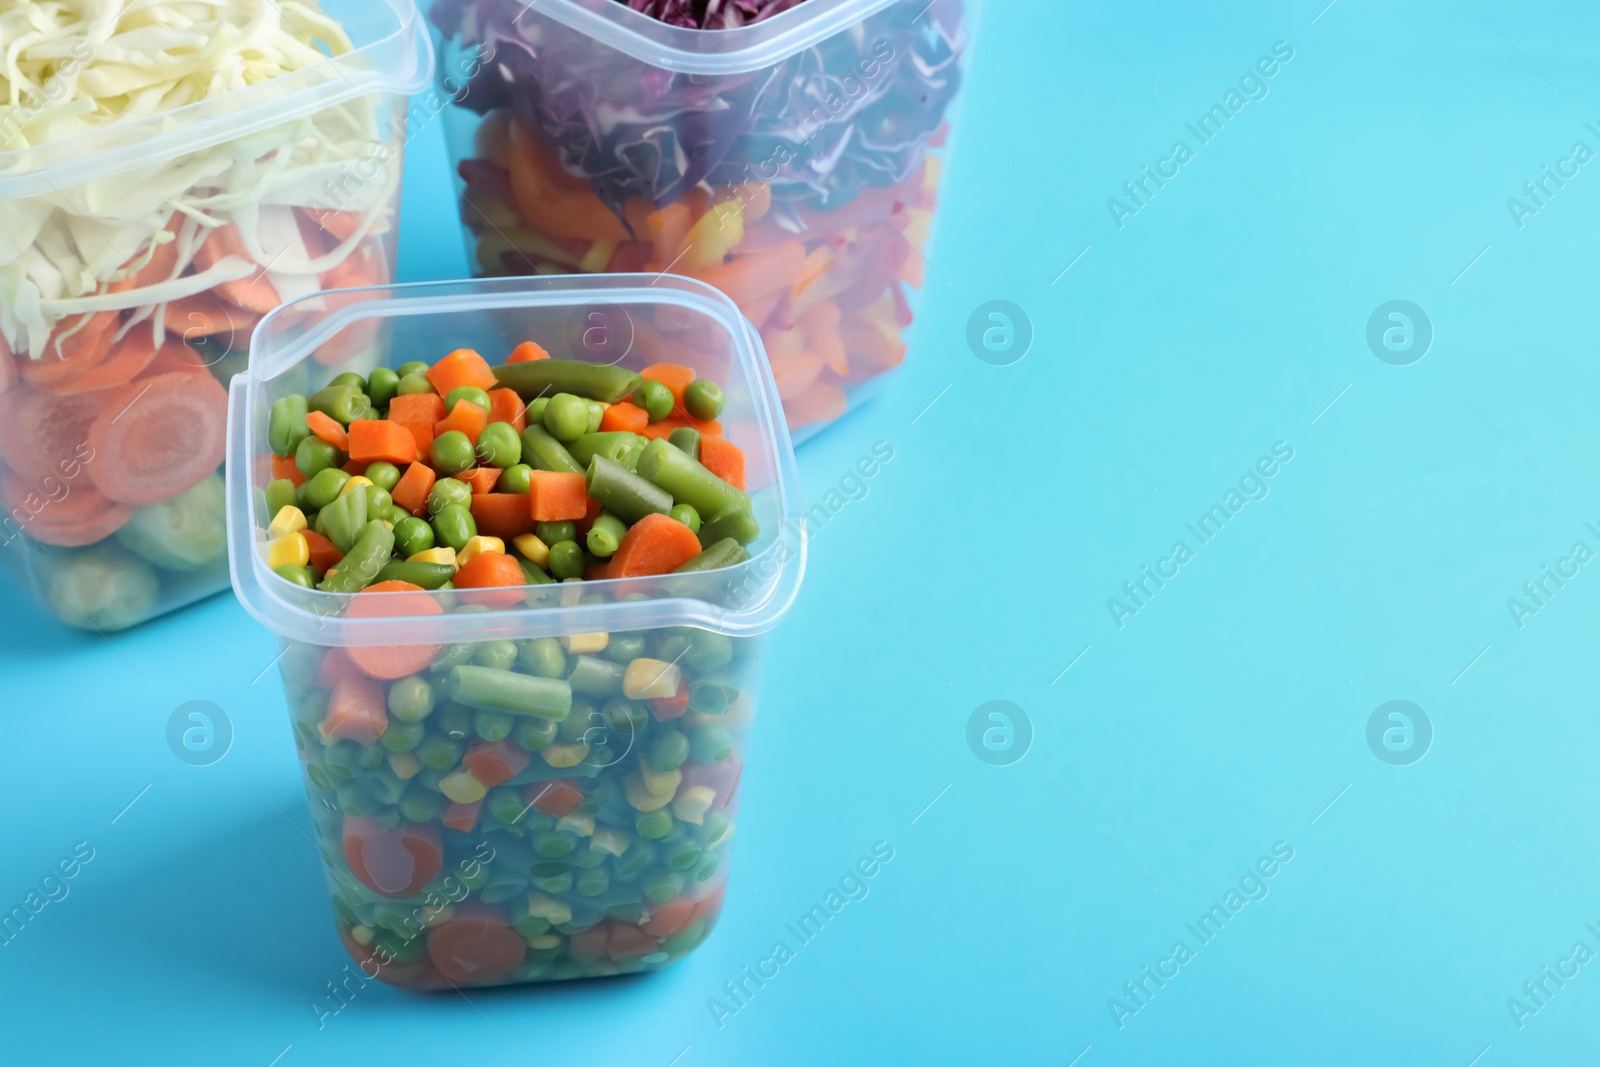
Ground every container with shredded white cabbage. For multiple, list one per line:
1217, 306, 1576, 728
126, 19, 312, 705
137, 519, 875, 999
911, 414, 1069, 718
0, 0, 432, 630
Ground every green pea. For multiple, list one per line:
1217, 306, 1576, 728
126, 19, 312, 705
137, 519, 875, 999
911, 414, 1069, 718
274, 564, 316, 589
669, 503, 701, 535
379, 503, 410, 526
526, 397, 550, 425
602, 698, 648, 736
396, 372, 435, 396
381, 719, 426, 753
578, 868, 610, 897
431, 430, 476, 474
300, 467, 348, 510
476, 422, 522, 469
513, 715, 558, 752
534, 831, 576, 860
387, 676, 435, 722
367, 368, 401, 409
433, 503, 477, 551
498, 463, 533, 494
585, 399, 605, 434
428, 477, 471, 514
364, 461, 401, 492
633, 379, 673, 422
560, 698, 598, 742
328, 371, 367, 392
518, 637, 566, 679
535, 521, 575, 545
648, 730, 690, 773
603, 633, 646, 664
396, 361, 430, 378
363, 484, 393, 516
475, 709, 514, 742
684, 380, 725, 421
473, 640, 518, 670
431, 643, 474, 673
689, 723, 734, 763
655, 633, 691, 665
393, 516, 434, 558
265, 478, 298, 517
543, 393, 590, 442
548, 540, 584, 580
685, 631, 734, 672
445, 386, 492, 415
295, 436, 342, 478
640, 865, 683, 903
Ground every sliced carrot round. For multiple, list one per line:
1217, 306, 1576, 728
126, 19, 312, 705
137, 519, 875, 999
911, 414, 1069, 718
86, 371, 227, 506
427, 915, 526, 985
19, 313, 115, 387
0, 387, 114, 481
452, 551, 525, 610
342, 815, 443, 898
46, 326, 161, 396
344, 579, 445, 680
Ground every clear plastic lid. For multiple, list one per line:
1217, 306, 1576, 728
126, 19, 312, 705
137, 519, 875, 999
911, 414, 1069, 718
0, 0, 434, 199
463, 0, 899, 74
226, 275, 807, 647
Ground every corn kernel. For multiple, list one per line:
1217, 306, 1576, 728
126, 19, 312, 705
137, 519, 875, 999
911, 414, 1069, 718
512, 534, 550, 568
527, 893, 571, 925
561, 632, 609, 654
673, 785, 716, 825
560, 579, 583, 607
623, 658, 681, 700
540, 741, 589, 768
350, 925, 375, 946
458, 535, 505, 567
556, 811, 595, 837
526, 933, 562, 950
408, 547, 457, 568
264, 532, 309, 569
340, 475, 373, 497
591, 826, 629, 857
624, 769, 680, 812
638, 760, 682, 799
387, 752, 421, 780
439, 766, 487, 804
267, 505, 307, 539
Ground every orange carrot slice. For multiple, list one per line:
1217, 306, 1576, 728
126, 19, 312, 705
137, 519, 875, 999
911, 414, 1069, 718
599, 402, 649, 435
302, 529, 343, 572
0, 387, 114, 481
639, 363, 695, 412
46, 330, 163, 395
391, 463, 436, 517
468, 493, 533, 541
525, 779, 583, 817
697, 437, 745, 491
507, 341, 550, 363
389, 392, 445, 456
487, 388, 526, 431
608, 513, 703, 578
462, 739, 531, 788
426, 348, 497, 397
427, 916, 525, 984
454, 550, 527, 609
85, 372, 227, 506
306, 409, 349, 450
347, 419, 418, 465
442, 800, 482, 833
343, 580, 445, 680
528, 470, 589, 522
435, 398, 489, 445
343, 815, 443, 898
323, 673, 387, 745
458, 467, 501, 495
270, 453, 305, 487
194, 224, 282, 313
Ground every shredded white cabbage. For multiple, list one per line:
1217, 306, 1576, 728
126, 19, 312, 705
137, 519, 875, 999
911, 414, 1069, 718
0, 1, 398, 361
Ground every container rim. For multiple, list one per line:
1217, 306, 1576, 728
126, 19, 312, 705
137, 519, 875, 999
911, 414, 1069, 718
226, 274, 807, 647
490, 0, 902, 75
0, 0, 435, 199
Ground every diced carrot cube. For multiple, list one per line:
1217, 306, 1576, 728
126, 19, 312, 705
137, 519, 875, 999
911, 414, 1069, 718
391, 463, 437, 516
528, 470, 589, 522
697, 436, 745, 491
488, 388, 527, 432
426, 348, 497, 396
435, 400, 489, 445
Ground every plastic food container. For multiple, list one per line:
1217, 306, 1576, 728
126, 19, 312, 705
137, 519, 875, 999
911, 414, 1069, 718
427, 0, 980, 442
227, 275, 804, 988
0, 0, 432, 630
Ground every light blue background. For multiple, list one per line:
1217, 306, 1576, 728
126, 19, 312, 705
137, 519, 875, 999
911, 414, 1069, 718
4, 2, 1600, 1064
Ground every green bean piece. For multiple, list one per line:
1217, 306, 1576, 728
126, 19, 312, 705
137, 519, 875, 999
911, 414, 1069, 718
635, 438, 750, 519
387, 676, 435, 722
445, 386, 491, 414
475, 709, 515, 742
427, 477, 471, 514
473, 640, 519, 670
415, 736, 463, 772
269, 394, 310, 457
430, 430, 476, 475
380, 719, 426, 753
548, 540, 585, 580
364, 461, 402, 492
578, 867, 610, 897
666, 842, 702, 872
372, 560, 454, 590
689, 723, 735, 763
396, 360, 429, 379
648, 730, 690, 773
685, 631, 733, 672
586, 513, 629, 558
494, 359, 642, 404
446, 665, 573, 720
534, 873, 574, 895
517, 558, 554, 585
585, 455, 672, 525
264, 478, 299, 519
568, 655, 625, 698
309, 383, 371, 425
669, 503, 701, 535
518, 637, 567, 679
498, 463, 534, 495
666, 426, 701, 461
614, 841, 655, 878
328, 371, 367, 392
640, 865, 683, 903
602, 698, 649, 737
688, 678, 738, 716
295, 435, 342, 479
335, 782, 380, 816
672, 537, 750, 573
274, 564, 315, 589
519, 424, 583, 473
432, 503, 476, 552
569, 431, 648, 470
535, 521, 576, 545
318, 520, 394, 593
633, 379, 673, 422
699, 504, 760, 548
316, 488, 367, 554
480, 866, 529, 906
396, 372, 434, 396
684, 380, 725, 421
559, 698, 598, 742
603, 633, 646, 664
701, 811, 733, 848
513, 715, 558, 752
392, 516, 435, 558
585, 399, 606, 434
475, 422, 522, 469
543, 393, 591, 442
434, 703, 474, 740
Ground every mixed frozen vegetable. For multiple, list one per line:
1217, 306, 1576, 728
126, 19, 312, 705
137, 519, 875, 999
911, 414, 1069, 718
428, 0, 970, 434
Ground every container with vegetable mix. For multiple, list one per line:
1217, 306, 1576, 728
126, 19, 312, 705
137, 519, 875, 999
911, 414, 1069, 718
426, 0, 980, 442
227, 276, 804, 988
0, 0, 432, 630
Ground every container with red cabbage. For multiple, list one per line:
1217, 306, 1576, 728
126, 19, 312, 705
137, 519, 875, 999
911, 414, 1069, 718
428, 0, 979, 441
